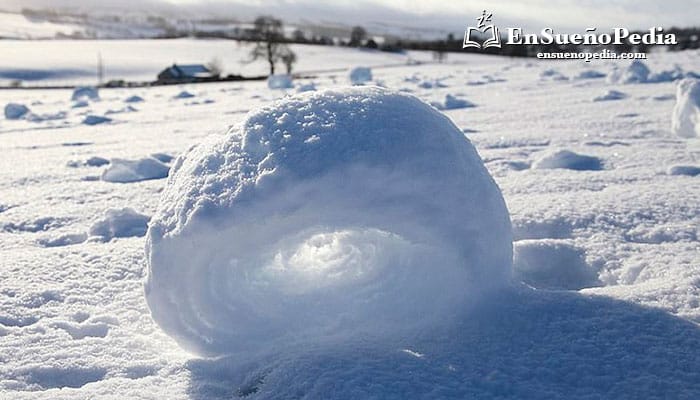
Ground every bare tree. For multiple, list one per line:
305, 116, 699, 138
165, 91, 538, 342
206, 57, 223, 77
249, 16, 293, 75
350, 26, 367, 47
281, 49, 297, 75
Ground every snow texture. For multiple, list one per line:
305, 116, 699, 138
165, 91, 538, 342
348, 67, 372, 85
4, 102, 30, 119
88, 207, 150, 241
266, 74, 294, 89
513, 239, 600, 290
101, 157, 170, 183
145, 86, 512, 357
432, 94, 476, 110
533, 149, 603, 171
594, 90, 627, 102
671, 78, 700, 138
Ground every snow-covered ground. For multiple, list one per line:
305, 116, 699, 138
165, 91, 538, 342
1, 43, 700, 398
0, 38, 469, 86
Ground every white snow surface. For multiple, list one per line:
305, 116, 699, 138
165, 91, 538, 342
145, 86, 512, 356
0, 47, 699, 399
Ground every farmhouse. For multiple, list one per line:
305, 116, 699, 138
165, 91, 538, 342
156, 64, 219, 83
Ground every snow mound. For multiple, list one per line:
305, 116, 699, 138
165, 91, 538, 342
174, 91, 195, 99
349, 67, 372, 85
145, 86, 512, 357
4, 103, 30, 120
668, 164, 700, 176
671, 78, 700, 138
82, 115, 112, 126
431, 94, 476, 110
88, 208, 150, 241
513, 239, 599, 290
593, 90, 626, 102
534, 150, 603, 171
418, 80, 447, 89
576, 69, 606, 79
71, 86, 99, 101
101, 157, 170, 183
124, 95, 144, 103
540, 69, 568, 81
607, 60, 650, 84
267, 74, 294, 89
296, 82, 316, 92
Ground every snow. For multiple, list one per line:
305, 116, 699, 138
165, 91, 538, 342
4, 103, 30, 119
348, 67, 372, 85
1, 41, 699, 399
101, 157, 170, 183
668, 164, 700, 176
145, 86, 512, 357
173, 91, 195, 99
71, 87, 99, 102
82, 115, 112, 126
432, 94, 476, 110
576, 69, 606, 79
593, 89, 627, 102
88, 208, 150, 242
266, 74, 294, 89
671, 78, 700, 138
607, 60, 651, 84
513, 239, 600, 290
533, 149, 603, 171
296, 82, 317, 92
124, 95, 144, 103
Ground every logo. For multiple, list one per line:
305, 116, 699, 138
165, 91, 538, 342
463, 10, 502, 49
462, 10, 677, 52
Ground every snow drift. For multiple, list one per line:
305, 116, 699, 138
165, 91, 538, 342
101, 157, 170, 183
88, 208, 150, 241
534, 150, 603, 171
145, 87, 512, 357
671, 78, 700, 138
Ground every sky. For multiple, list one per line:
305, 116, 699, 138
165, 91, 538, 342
3, 0, 699, 34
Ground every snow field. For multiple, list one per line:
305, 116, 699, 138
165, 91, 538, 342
0, 48, 699, 398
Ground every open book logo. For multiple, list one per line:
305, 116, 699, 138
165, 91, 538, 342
463, 10, 502, 49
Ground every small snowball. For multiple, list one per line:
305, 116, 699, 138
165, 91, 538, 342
4, 103, 30, 120
71, 86, 99, 102
267, 74, 294, 89
349, 67, 372, 85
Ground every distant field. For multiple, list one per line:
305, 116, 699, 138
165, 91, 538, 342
0, 38, 487, 86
